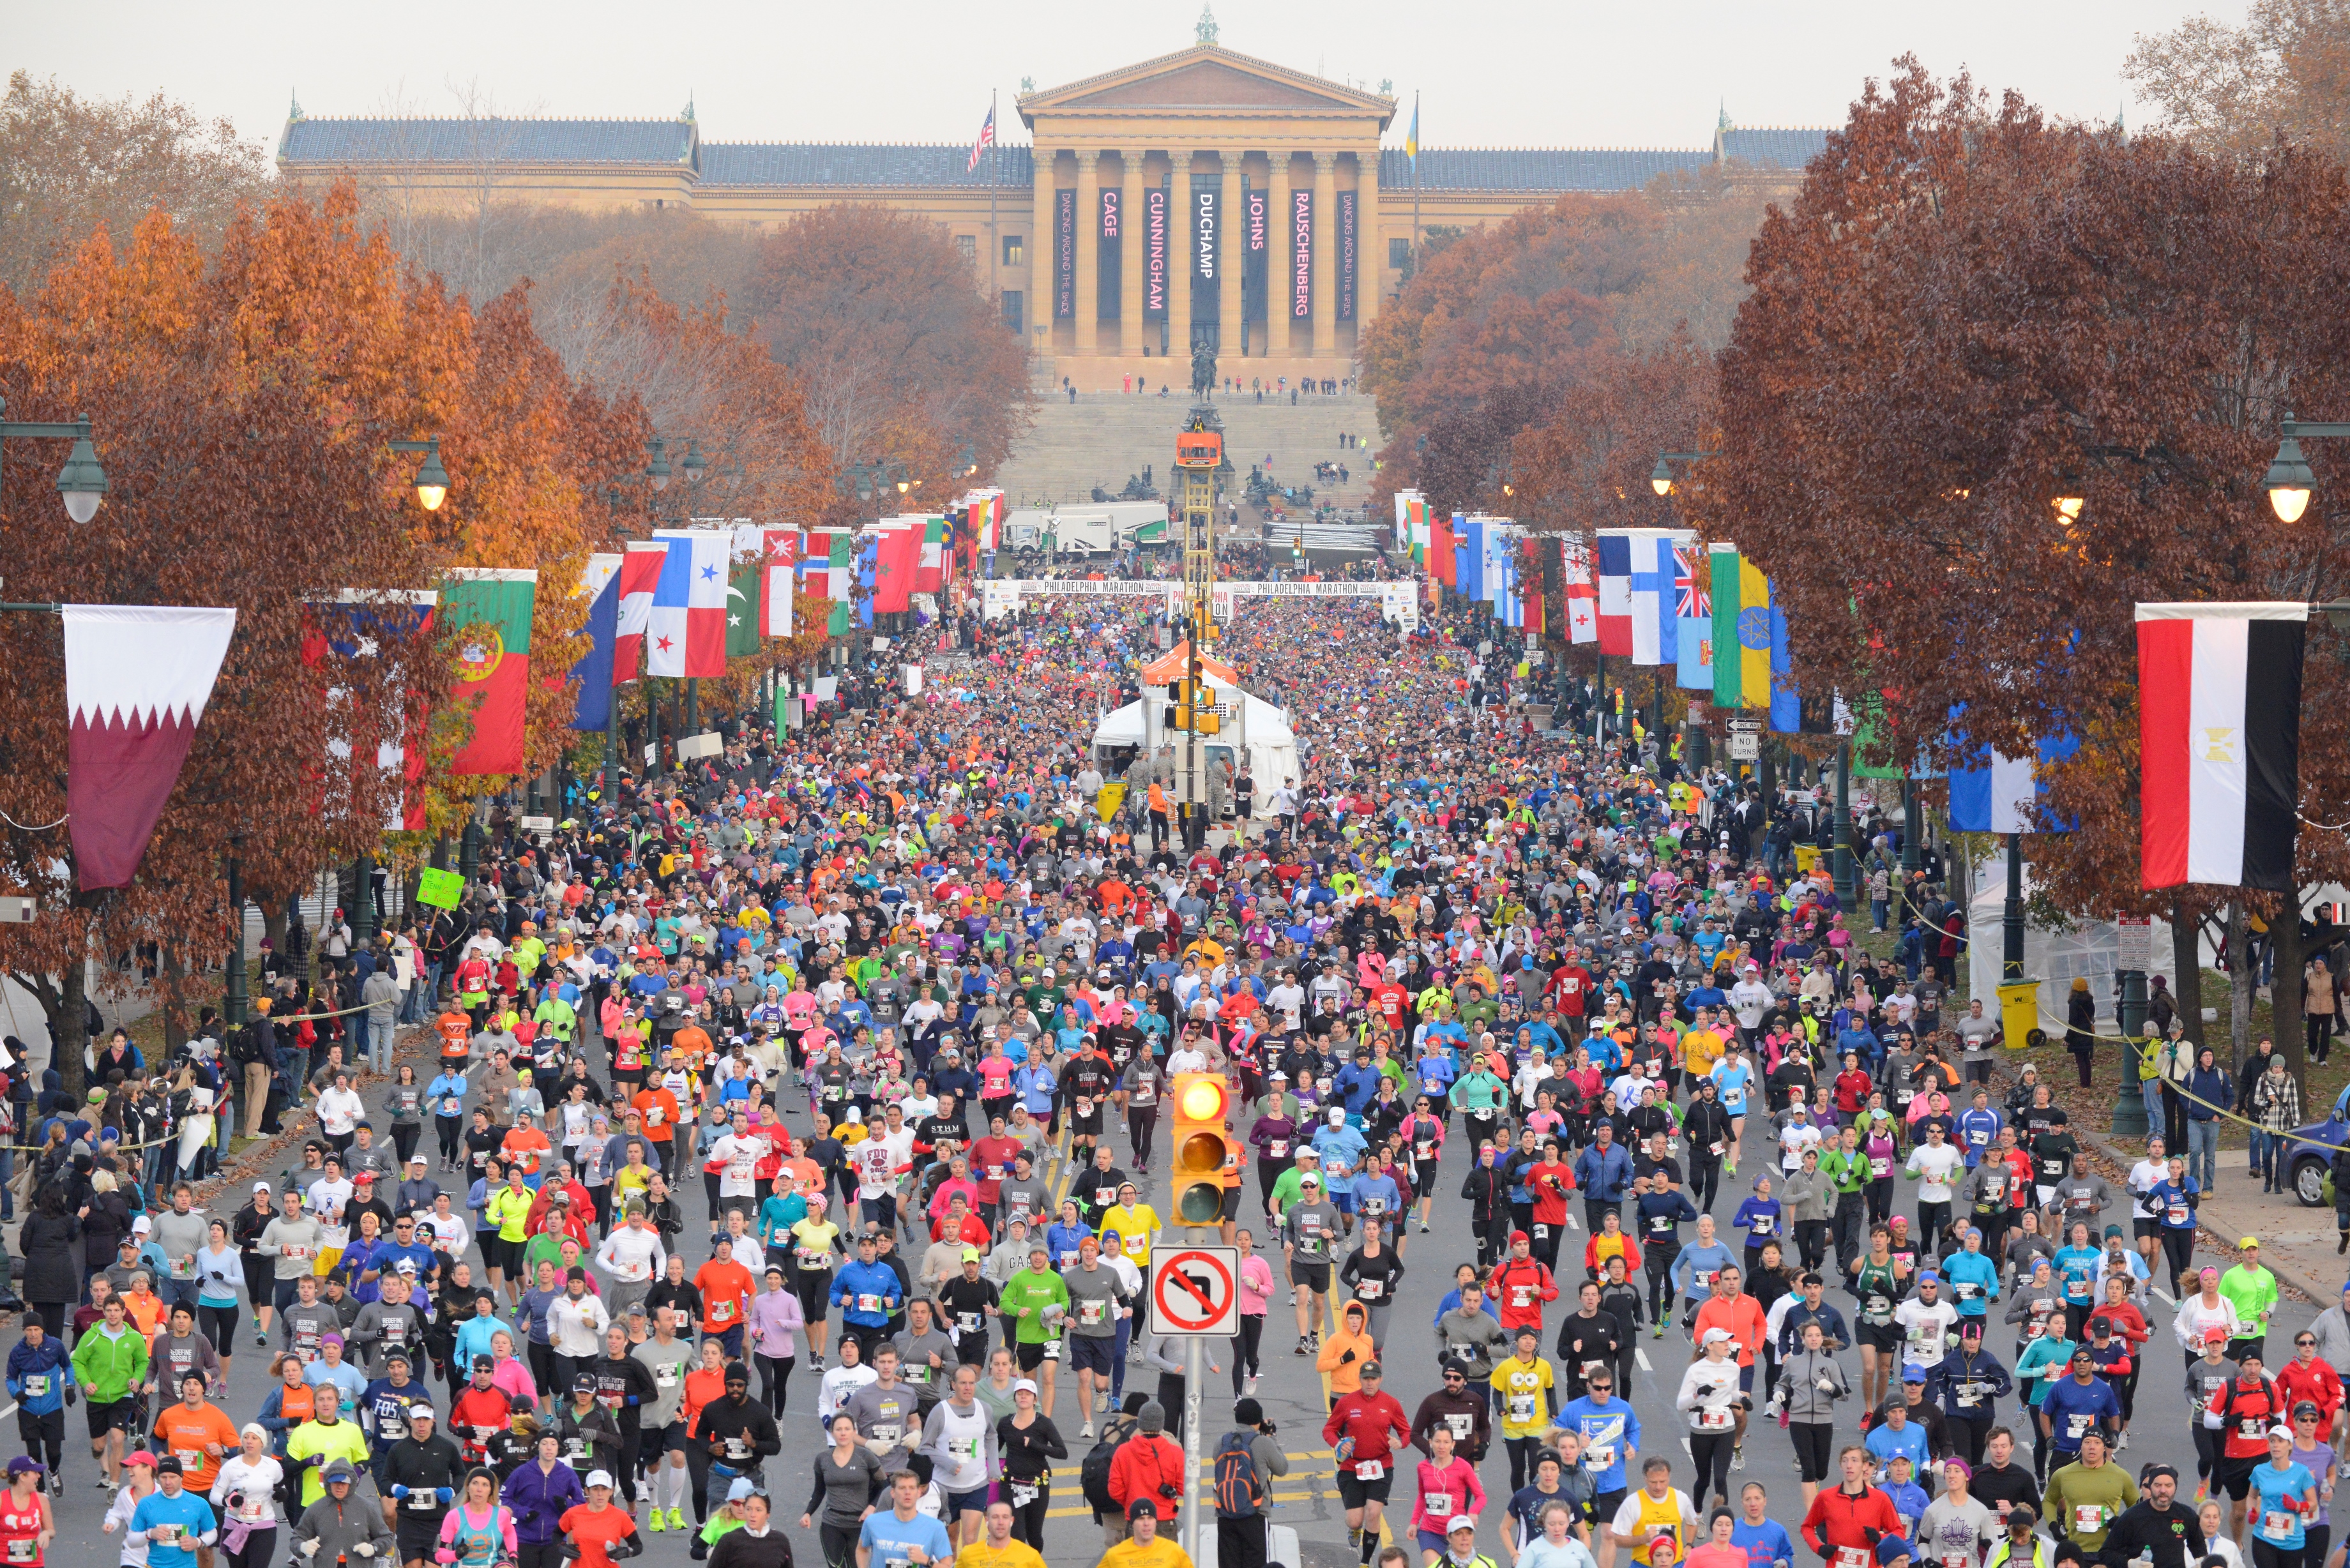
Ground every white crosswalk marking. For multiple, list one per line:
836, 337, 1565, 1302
1636, 1349, 1653, 1372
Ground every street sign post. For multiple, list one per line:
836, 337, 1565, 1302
1727, 718, 1761, 761
1149, 1246, 1239, 1336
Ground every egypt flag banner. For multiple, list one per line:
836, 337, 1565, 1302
1563, 536, 1597, 644
612, 541, 667, 683
648, 529, 730, 677
64, 606, 237, 889
439, 569, 536, 776
2137, 601, 2307, 890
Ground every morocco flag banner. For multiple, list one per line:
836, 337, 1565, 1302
2136, 601, 2307, 891
64, 604, 238, 889
439, 568, 537, 776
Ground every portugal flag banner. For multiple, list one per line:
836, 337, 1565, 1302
439, 568, 536, 776
2137, 601, 2307, 891
64, 605, 237, 889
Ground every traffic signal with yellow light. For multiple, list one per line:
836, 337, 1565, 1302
1162, 678, 1222, 735
1170, 1071, 1233, 1224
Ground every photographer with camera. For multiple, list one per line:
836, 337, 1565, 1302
1215, 1398, 1289, 1568
1106, 1399, 1186, 1551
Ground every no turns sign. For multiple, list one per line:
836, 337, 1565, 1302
1150, 1246, 1239, 1337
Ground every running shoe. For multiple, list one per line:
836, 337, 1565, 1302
668, 1509, 685, 1531
1080, 1422, 1096, 1439
649, 1512, 668, 1534
1731, 1447, 1745, 1471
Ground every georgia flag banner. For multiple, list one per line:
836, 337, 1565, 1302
648, 529, 731, 677
1563, 536, 1598, 644
2137, 600, 2307, 891
64, 604, 238, 889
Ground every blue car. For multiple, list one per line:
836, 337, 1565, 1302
2283, 1083, 2350, 1205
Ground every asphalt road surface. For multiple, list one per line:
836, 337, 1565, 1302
31, 1022, 2322, 1568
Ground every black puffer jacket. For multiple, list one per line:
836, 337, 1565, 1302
17, 1210, 82, 1304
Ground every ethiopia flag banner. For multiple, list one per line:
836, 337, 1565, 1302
1709, 545, 1771, 711
439, 568, 536, 776
2136, 601, 2306, 891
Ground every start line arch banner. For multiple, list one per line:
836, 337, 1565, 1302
980, 578, 1416, 626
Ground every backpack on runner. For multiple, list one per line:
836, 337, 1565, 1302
1213, 1429, 1264, 1518
1080, 1417, 1133, 1515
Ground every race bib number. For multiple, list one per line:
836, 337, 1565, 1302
2169, 1203, 2190, 1225
958, 1313, 982, 1334
1695, 1407, 1733, 1431
443, 1099, 463, 1117
1425, 1492, 1453, 1516
2241, 1417, 2269, 1440
20, 1377, 44, 1399
1079, 1300, 1107, 1327
1533, 1225, 1549, 1240
1445, 1414, 1473, 1439
872, 1423, 902, 1444
656, 1365, 679, 1389
2076, 1505, 2106, 1533
406, 1488, 437, 1510
1508, 1394, 1536, 1423
1012, 1484, 1040, 1508
1870, 1157, 1891, 1179
1353, 1459, 1385, 1481
905, 1365, 930, 1384
7, 1540, 33, 1564
2264, 1512, 2299, 1541
1584, 1445, 1615, 1472
1357, 1279, 1384, 1300
856, 1293, 884, 1313
1838, 1550, 1870, 1568
379, 1418, 406, 1443
2067, 1413, 2093, 1438
1268, 1142, 1289, 1159
283, 1245, 309, 1262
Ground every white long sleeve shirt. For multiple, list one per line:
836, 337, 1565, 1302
547, 1292, 611, 1359
595, 1225, 667, 1285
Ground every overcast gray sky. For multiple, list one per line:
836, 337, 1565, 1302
15, 0, 2244, 162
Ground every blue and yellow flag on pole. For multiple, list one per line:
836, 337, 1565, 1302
1406, 94, 1420, 161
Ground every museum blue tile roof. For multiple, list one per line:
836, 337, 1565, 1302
1376, 127, 1830, 193
700, 143, 1035, 188
280, 116, 698, 167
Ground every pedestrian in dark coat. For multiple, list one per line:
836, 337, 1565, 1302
2066, 977, 2098, 1089
17, 1190, 82, 1334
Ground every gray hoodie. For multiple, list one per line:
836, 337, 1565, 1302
1766, 1347, 1851, 1422
1436, 1306, 1509, 1378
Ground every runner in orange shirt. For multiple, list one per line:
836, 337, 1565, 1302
436, 1007, 473, 1071
148, 1373, 238, 1493
499, 1111, 553, 1181
693, 1237, 756, 1357
632, 1083, 682, 1175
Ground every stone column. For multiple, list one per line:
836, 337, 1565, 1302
1169, 151, 1193, 358
1219, 148, 1243, 364
1268, 152, 1292, 358
1121, 150, 1146, 361
1030, 149, 1057, 360
1312, 152, 1338, 356
1075, 152, 1100, 358
1354, 147, 1382, 340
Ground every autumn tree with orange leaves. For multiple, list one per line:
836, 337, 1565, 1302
1710, 57, 2350, 1073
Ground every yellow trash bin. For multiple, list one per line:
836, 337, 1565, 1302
1793, 844, 1822, 875
1997, 979, 2045, 1052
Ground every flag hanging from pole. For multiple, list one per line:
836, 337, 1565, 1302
2136, 601, 2307, 890
760, 527, 797, 637
648, 529, 729, 677
1406, 94, 1420, 162
1563, 536, 1597, 644
612, 541, 666, 683
1595, 531, 1633, 655
967, 103, 996, 172
64, 604, 238, 889
438, 568, 537, 776
1674, 539, 1712, 690
303, 591, 436, 829
570, 554, 622, 731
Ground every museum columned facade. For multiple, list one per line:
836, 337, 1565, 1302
278, 37, 1827, 390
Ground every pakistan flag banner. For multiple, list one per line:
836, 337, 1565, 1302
440, 568, 537, 775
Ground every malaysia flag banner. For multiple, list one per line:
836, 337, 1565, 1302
64, 604, 238, 889
648, 529, 731, 677
2136, 601, 2307, 891
611, 541, 667, 683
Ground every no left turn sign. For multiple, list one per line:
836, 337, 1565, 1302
1151, 1246, 1240, 1336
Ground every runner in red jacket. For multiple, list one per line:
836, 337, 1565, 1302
1485, 1233, 1559, 1336
1323, 1362, 1413, 1565
1800, 1447, 1902, 1568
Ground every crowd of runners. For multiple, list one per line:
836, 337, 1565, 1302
0, 591, 2331, 1568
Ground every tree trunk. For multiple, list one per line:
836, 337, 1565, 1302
56, 953, 86, 1104
256, 889, 289, 967
2229, 900, 2255, 1076
2275, 886, 2308, 1090
2172, 891, 2207, 1051
156, 946, 191, 1056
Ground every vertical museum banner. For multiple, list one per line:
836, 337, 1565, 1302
1337, 189, 1358, 321
1054, 188, 1075, 319
1192, 181, 1219, 325
1244, 187, 1268, 323
1144, 185, 1169, 321
1291, 188, 1314, 321
1098, 188, 1121, 320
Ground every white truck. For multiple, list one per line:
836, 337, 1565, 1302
1001, 502, 1171, 562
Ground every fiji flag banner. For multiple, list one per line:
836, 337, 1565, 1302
1674, 538, 1711, 690
1595, 530, 1634, 655
2137, 601, 2308, 890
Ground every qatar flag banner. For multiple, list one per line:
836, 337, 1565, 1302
64, 604, 238, 889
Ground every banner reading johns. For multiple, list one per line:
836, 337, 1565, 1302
1099, 188, 1121, 320
1144, 185, 1169, 322
1244, 188, 1268, 324
1291, 189, 1313, 321
1337, 190, 1358, 322
1054, 188, 1075, 320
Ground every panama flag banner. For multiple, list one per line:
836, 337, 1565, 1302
611, 541, 667, 684
1674, 539, 1712, 690
436, 568, 536, 776
570, 555, 622, 731
1595, 531, 1634, 655
648, 529, 730, 677
64, 605, 238, 889
2137, 601, 2307, 890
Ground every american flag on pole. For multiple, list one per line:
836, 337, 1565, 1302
967, 105, 996, 172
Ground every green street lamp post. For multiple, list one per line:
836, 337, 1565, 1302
0, 396, 110, 523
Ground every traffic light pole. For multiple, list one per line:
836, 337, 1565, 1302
1181, 1335, 1204, 1561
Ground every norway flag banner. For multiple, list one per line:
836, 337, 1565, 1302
64, 604, 237, 889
